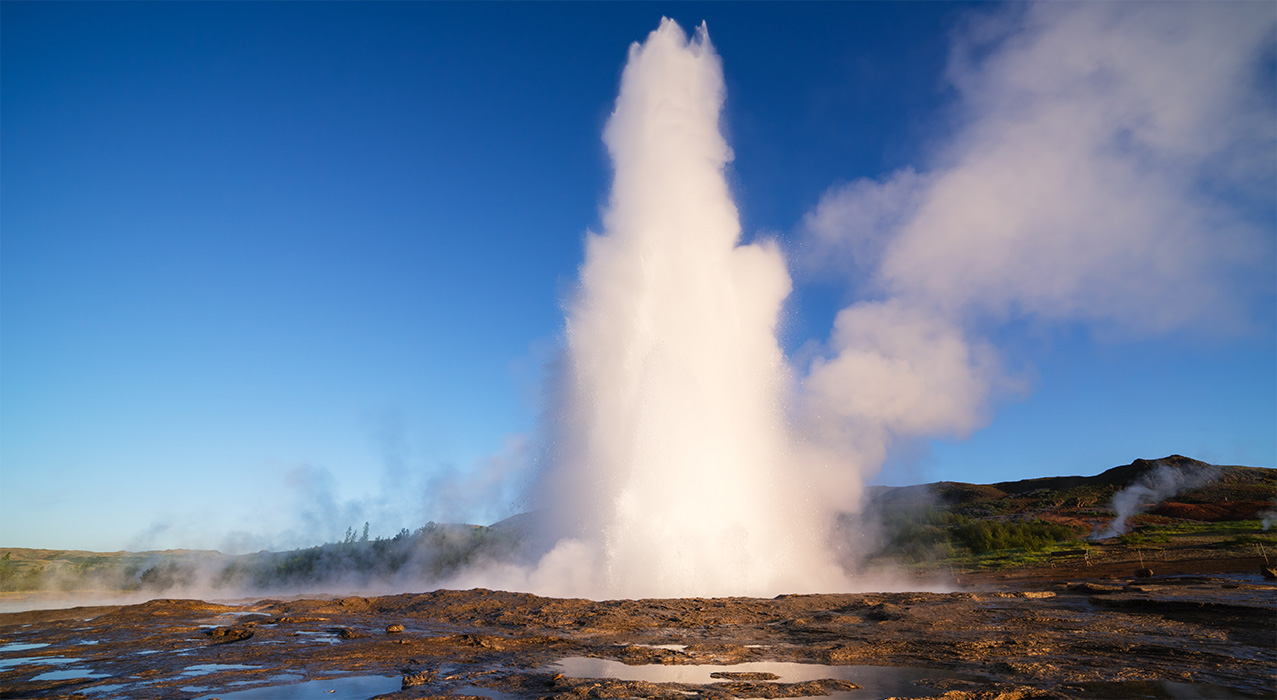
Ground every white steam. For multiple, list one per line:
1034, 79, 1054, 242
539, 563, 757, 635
508, 5, 1273, 599
1092, 463, 1220, 540
528, 20, 846, 599
800, 2, 1273, 470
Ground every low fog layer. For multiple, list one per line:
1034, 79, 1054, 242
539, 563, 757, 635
9, 456, 1273, 611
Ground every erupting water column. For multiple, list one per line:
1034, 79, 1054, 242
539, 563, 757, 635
540, 19, 846, 598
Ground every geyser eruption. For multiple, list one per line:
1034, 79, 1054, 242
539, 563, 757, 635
534, 19, 846, 598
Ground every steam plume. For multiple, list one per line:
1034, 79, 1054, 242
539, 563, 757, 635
530, 19, 846, 598
1092, 463, 1220, 540
517, 5, 1272, 598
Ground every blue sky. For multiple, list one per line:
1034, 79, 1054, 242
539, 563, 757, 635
3, 2, 1273, 553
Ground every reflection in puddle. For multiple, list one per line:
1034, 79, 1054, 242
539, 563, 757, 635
192, 674, 400, 700
550, 657, 974, 698
83, 684, 130, 694
229, 673, 304, 686
182, 663, 259, 675
31, 668, 111, 681
0, 642, 50, 653
0, 655, 79, 671
458, 683, 520, 700
1161, 681, 1254, 700
294, 631, 341, 644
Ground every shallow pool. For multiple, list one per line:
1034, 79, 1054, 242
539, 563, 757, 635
191, 674, 400, 700
549, 657, 975, 698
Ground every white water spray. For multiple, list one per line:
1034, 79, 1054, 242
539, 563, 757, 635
531, 19, 847, 599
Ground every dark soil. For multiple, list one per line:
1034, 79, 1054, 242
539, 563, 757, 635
1, 553, 1273, 700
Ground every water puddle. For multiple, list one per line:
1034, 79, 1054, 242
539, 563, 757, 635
191, 674, 400, 699
458, 683, 521, 700
1161, 681, 1255, 700
182, 663, 260, 675
82, 684, 130, 694
549, 657, 977, 698
293, 630, 341, 644
229, 673, 304, 686
0, 642, 49, 653
0, 655, 79, 671
31, 668, 111, 681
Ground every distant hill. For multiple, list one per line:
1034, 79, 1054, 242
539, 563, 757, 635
868, 455, 1274, 521
857, 455, 1275, 565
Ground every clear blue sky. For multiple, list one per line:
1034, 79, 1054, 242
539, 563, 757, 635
3, 2, 1273, 553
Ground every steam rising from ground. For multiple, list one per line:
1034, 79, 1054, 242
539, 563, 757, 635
527, 20, 846, 598
512, 6, 1273, 599
1092, 463, 1220, 540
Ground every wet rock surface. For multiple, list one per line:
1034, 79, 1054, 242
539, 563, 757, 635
0, 564, 1273, 699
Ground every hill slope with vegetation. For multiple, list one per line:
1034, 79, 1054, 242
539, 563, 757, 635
860, 455, 1275, 575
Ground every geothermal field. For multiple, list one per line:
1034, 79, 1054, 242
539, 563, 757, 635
2, 454, 1275, 700
3, 8, 1276, 700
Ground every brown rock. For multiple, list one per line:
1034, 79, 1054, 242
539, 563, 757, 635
204, 625, 253, 643
402, 670, 434, 689
1068, 582, 1124, 594
864, 602, 908, 621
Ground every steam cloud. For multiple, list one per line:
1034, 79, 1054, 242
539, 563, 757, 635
515, 5, 1273, 599
527, 20, 845, 598
1092, 463, 1221, 540
800, 2, 1274, 476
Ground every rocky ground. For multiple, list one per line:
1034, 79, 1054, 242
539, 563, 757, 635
1, 553, 1273, 700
